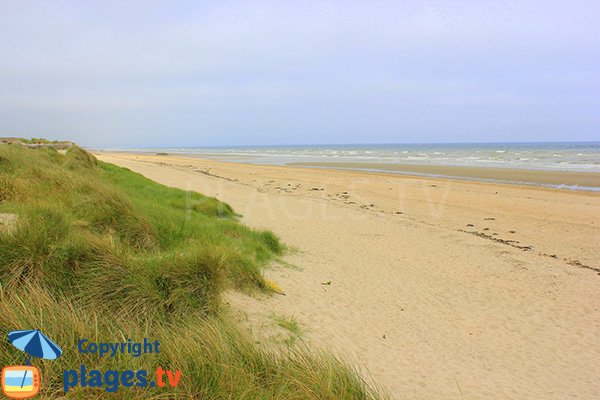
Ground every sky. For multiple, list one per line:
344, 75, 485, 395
0, 0, 598, 148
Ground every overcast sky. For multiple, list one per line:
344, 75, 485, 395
0, 1, 598, 148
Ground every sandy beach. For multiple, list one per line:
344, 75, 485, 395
96, 152, 600, 400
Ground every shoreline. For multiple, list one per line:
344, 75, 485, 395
288, 161, 600, 191
94, 150, 600, 192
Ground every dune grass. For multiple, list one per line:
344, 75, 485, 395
0, 144, 384, 399
273, 314, 303, 346
274, 315, 302, 337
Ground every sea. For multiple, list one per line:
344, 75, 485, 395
125, 142, 600, 191
133, 142, 599, 171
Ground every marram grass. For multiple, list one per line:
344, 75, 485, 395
0, 144, 386, 399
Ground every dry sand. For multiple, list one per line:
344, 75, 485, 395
96, 152, 600, 400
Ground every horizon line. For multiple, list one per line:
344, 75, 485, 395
97, 140, 600, 150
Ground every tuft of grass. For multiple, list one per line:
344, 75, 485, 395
0, 144, 386, 399
0, 174, 16, 202
274, 314, 302, 337
258, 230, 284, 254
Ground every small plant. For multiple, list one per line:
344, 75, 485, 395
273, 314, 303, 346
259, 230, 284, 254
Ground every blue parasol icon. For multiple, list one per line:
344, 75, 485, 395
7, 329, 62, 389
8, 329, 62, 361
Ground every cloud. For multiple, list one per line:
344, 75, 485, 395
0, 0, 598, 147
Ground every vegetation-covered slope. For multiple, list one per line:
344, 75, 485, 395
0, 144, 383, 399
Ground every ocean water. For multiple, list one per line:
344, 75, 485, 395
138, 142, 600, 172
3, 370, 33, 388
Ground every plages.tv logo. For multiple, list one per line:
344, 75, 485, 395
2, 329, 62, 399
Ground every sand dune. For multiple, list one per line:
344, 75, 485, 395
96, 152, 600, 400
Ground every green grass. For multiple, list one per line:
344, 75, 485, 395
0, 144, 385, 399
274, 314, 302, 337
273, 314, 303, 346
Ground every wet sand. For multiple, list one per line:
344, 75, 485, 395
290, 161, 600, 189
95, 152, 600, 400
